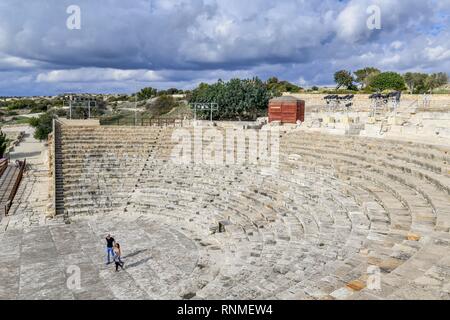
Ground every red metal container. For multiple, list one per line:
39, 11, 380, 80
268, 96, 305, 124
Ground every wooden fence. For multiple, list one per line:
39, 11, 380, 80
100, 117, 187, 127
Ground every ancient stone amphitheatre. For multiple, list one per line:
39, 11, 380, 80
1, 95, 450, 300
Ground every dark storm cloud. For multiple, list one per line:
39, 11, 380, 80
0, 0, 448, 95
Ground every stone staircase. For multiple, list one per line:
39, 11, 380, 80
54, 120, 65, 216
57, 125, 175, 217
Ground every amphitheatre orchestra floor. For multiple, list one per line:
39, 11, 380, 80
0, 214, 200, 300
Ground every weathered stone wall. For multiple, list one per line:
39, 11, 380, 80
283, 93, 450, 111
299, 110, 450, 147
58, 118, 100, 126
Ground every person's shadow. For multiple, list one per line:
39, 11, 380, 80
123, 249, 147, 259
122, 249, 152, 269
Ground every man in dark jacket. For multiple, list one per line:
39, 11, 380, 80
105, 234, 115, 265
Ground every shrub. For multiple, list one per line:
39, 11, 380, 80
266, 77, 302, 94
426, 73, 449, 91
6, 99, 35, 111
0, 130, 7, 157
146, 95, 179, 117
403, 72, 428, 94
137, 87, 158, 101
369, 72, 406, 91
157, 88, 184, 96
29, 112, 55, 141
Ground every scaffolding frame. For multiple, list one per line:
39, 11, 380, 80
190, 103, 219, 122
63, 96, 97, 119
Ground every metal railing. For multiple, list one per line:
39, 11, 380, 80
0, 158, 8, 177
4, 159, 26, 216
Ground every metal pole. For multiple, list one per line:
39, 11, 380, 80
69, 100, 72, 119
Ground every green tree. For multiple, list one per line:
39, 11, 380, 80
157, 88, 184, 96
137, 87, 158, 101
369, 72, 406, 91
334, 70, 355, 89
0, 129, 7, 158
29, 112, 55, 141
425, 72, 449, 92
189, 78, 278, 120
354, 67, 380, 88
435, 72, 449, 86
403, 72, 428, 94
266, 77, 279, 84
6, 99, 36, 111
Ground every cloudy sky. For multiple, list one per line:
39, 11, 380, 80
0, 0, 449, 96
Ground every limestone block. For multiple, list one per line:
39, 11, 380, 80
421, 112, 450, 121
360, 124, 383, 137
334, 123, 350, 130
388, 116, 404, 126
346, 279, 366, 291
407, 233, 421, 241
366, 117, 376, 124
402, 126, 419, 135
340, 116, 352, 124
323, 116, 335, 124
389, 126, 403, 134
436, 127, 450, 139
330, 287, 354, 300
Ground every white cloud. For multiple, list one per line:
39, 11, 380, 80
424, 46, 450, 62
36, 68, 163, 83
390, 41, 404, 50
0, 53, 36, 70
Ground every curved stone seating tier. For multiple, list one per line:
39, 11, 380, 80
53, 125, 450, 300
121, 163, 357, 298
280, 133, 450, 232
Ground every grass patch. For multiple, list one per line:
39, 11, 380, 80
0, 116, 31, 125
